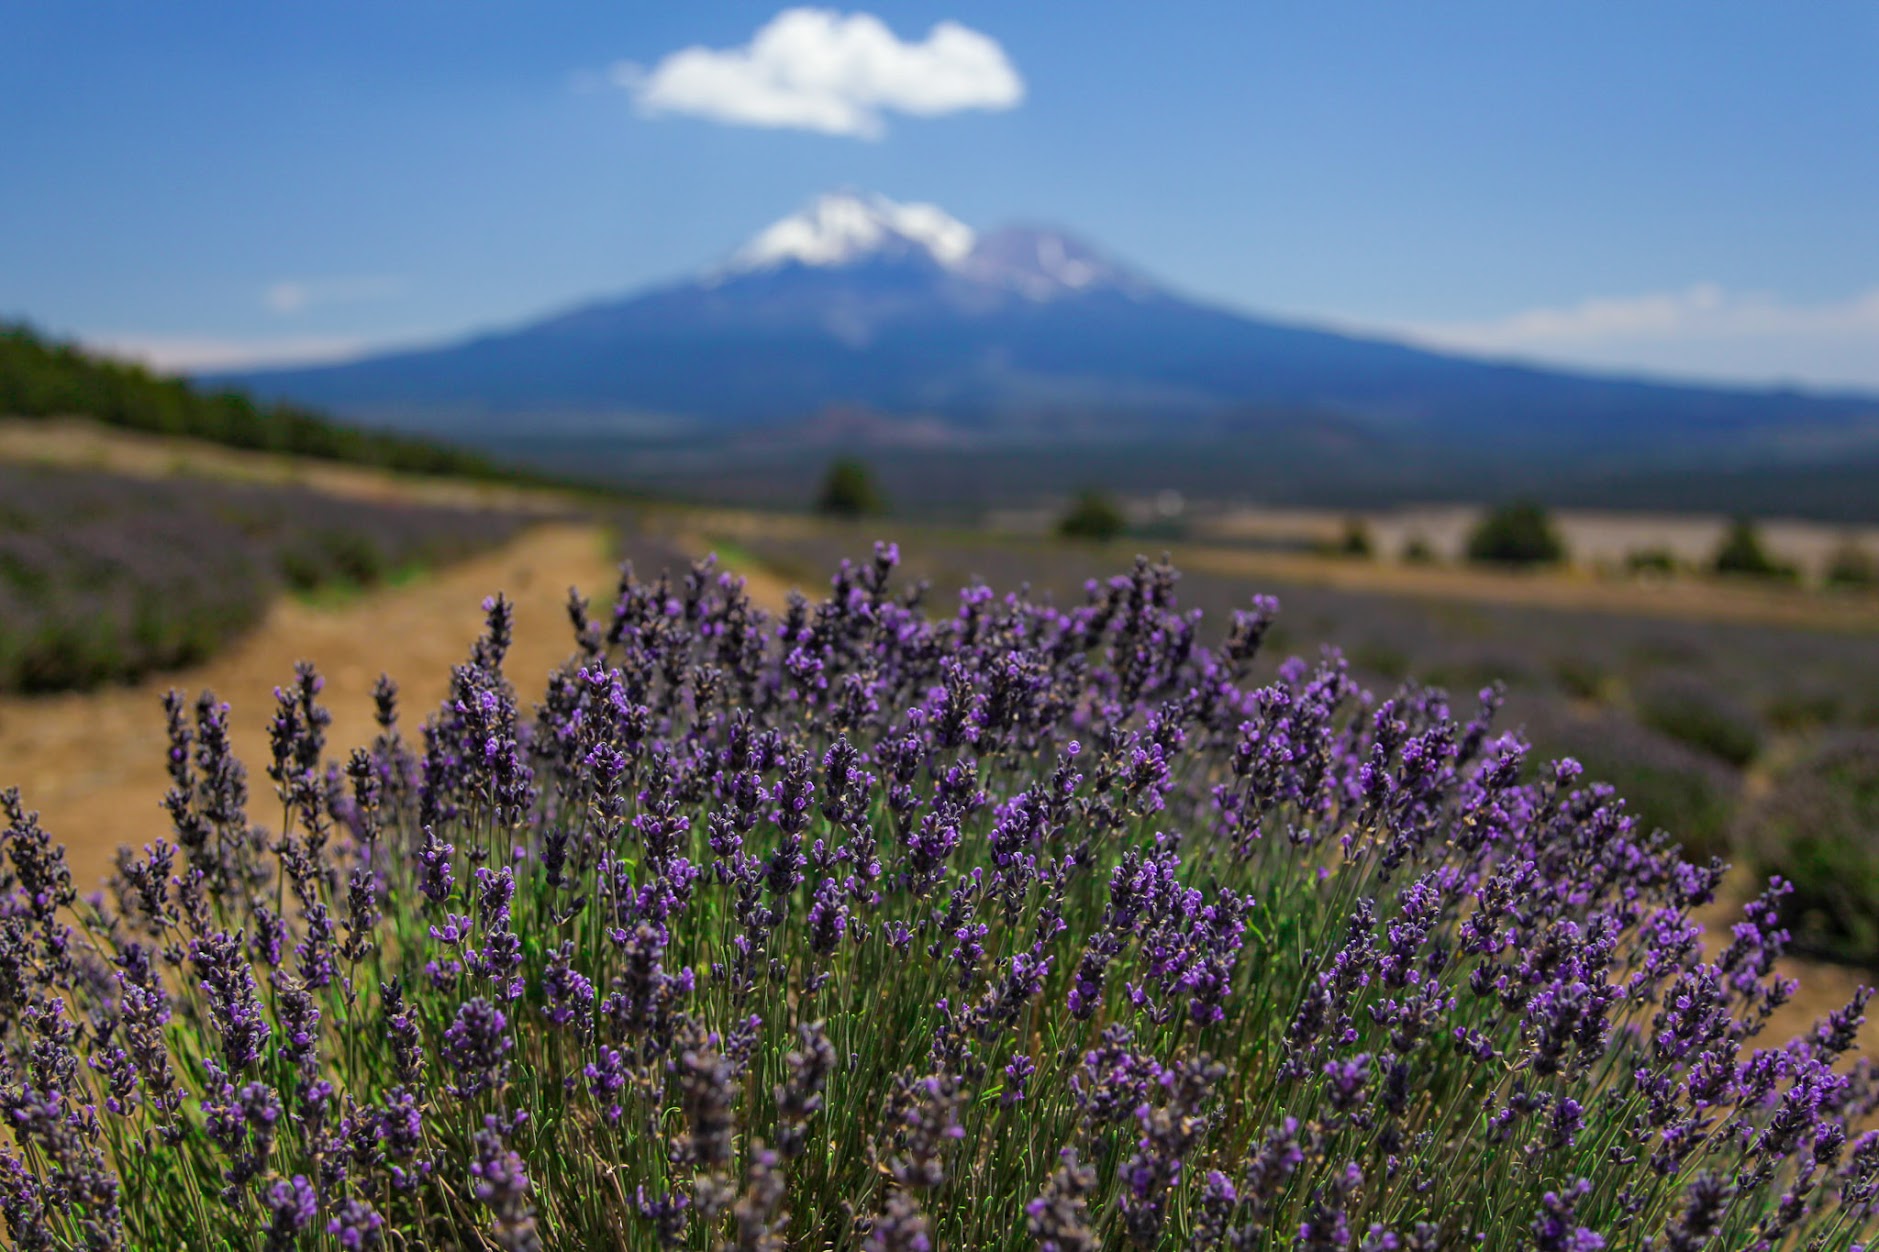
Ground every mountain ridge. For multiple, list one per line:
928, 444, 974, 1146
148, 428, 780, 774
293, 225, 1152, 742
218, 191, 1879, 494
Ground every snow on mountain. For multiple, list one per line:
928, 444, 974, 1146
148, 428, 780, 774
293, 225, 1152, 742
719, 190, 1142, 304
725, 191, 976, 273
958, 226, 1146, 301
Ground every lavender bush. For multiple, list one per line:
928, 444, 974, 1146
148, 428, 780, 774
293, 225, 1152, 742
2, 546, 1876, 1249
735, 528, 1879, 861
0, 463, 534, 693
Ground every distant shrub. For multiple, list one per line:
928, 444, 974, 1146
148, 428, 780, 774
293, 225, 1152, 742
1465, 500, 1565, 567
1334, 516, 1371, 558
1711, 517, 1795, 580
814, 457, 886, 518
1634, 674, 1763, 769
1825, 540, 1878, 589
1624, 547, 1678, 576
1744, 733, 1879, 968
1056, 489, 1127, 542
1399, 534, 1437, 564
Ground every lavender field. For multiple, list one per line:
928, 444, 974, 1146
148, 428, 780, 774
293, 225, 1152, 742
730, 528, 1879, 969
3, 542, 1876, 1248
0, 463, 536, 693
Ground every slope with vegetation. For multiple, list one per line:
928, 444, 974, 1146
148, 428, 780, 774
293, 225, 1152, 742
0, 322, 525, 481
0, 325, 618, 694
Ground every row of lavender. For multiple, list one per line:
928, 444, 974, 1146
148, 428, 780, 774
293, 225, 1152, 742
740, 530, 1879, 967
1, 545, 1875, 1247
0, 463, 535, 693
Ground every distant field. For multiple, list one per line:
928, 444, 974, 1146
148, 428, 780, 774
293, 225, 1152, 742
0, 460, 544, 693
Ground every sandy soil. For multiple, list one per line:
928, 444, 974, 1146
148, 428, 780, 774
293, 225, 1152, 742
0, 521, 625, 890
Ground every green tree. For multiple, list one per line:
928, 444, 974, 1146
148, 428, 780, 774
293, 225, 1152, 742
1711, 517, 1794, 580
1825, 541, 1877, 590
1335, 516, 1372, 559
0, 321, 537, 485
1466, 501, 1565, 567
814, 457, 885, 518
1057, 490, 1127, 542
1625, 547, 1678, 576
1400, 534, 1437, 565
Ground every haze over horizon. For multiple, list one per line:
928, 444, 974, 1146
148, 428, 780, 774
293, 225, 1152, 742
5, 3, 1878, 390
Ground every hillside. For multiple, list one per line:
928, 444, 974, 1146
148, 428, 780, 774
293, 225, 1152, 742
0, 321, 522, 480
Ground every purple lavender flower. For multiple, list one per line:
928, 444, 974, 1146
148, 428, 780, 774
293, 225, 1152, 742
471, 1113, 541, 1252
1529, 1179, 1604, 1252
1026, 1149, 1099, 1252
326, 1196, 384, 1250
584, 1046, 630, 1126
262, 1174, 318, 1251
443, 998, 512, 1099
190, 930, 271, 1071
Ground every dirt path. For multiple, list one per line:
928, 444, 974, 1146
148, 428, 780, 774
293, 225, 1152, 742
0, 521, 626, 891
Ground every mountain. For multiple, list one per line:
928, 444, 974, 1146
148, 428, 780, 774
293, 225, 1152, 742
222, 192, 1879, 507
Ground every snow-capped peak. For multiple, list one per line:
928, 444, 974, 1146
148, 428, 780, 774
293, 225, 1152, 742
958, 226, 1135, 299
726, 191, 976, 273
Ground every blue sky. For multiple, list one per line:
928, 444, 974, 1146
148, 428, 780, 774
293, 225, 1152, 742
4, 2, 1877, 387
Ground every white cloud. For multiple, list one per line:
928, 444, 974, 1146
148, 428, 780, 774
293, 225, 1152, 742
86, 334, 381, 374
618, 8, 1023, 139
1395, 284, 1879, 390
264, 275, 405, 316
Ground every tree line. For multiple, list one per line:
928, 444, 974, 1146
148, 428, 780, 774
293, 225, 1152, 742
0, 322, 526, 482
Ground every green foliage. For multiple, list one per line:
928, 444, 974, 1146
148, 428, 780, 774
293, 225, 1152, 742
1763, 687, 1842, 733
1825, 541, 1878, 589
1399, 534, 1437, 565
1334, 516, 1372, 558
0, 321, 528, 483
1710, 517, 1795, 580
1746, 733, 1879, 968
813, 457, 886, 518
1550, 655, 1607, 703
280, 530, 392, 593
1634, 675, 1764, 769
1465, 500, 1565, 567
1056, 489, 1127, 542
1624, 547, 1678, 576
